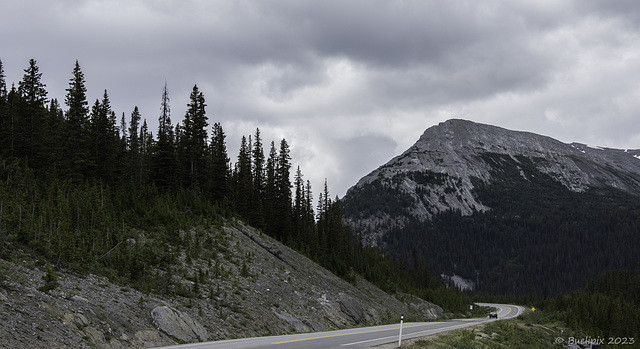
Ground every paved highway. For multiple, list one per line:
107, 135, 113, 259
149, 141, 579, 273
158, 303, 523, 349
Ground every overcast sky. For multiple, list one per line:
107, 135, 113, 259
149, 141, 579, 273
3, 0, 640, 197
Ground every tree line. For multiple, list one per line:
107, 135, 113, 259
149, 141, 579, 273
0, 58, 350, 270
1, 59, 466, 310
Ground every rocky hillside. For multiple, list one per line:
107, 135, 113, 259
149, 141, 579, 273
343, 119, 640, 246
0, 221, 442, 348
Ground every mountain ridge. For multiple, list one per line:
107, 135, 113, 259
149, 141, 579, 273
342, 119, 640, 294
345, 119, 640, 244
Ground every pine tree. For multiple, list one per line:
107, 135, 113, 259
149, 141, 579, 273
273, 138, 293, 241
128, 106, 141, 183
180, 85, 208, 189
293, 166, 304, 243
2, 85, 20, 159
234, 135, 253, 219
158, 81, 172, 141
16, 59, 48, 166
208, 122, 230, 202
42, 98, 65, 175
153, 81, 177, 189
264, 141, 278, 237
0, 60, 7, 150
0, 59, 7, 101
139, 119, 153, 185
89, 90, 119, 182
252, 128, 265, 199
303, 179, 317, 255
18, 59, 47, 107
63, 60, 91, 180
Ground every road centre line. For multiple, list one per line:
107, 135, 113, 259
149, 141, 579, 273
340, 335, 397, 346
271, 323, 442, 345
341, 321, 485, 346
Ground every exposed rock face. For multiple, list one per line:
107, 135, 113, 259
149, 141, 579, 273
338, 293, 367, 324
0, 221, 442, 348
151, 306, 209, 343
343, 119, 640, 246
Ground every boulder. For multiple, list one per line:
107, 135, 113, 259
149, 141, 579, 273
151, 306, 208, 343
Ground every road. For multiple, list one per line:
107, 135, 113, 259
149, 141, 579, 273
157, 303, 523, 349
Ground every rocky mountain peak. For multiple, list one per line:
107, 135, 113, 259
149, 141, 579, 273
343, 119, 640, 246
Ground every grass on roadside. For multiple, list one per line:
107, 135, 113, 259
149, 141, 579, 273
399, 309, 573, 348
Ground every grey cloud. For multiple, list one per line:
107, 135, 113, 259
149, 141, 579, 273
3, 0, 640, 197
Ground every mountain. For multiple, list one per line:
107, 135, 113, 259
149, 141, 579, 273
342, 119, 640, 295
0, 221, 441, 348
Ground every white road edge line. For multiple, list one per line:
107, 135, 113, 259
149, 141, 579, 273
340, 321, 485, 347
340, 335, 398, 346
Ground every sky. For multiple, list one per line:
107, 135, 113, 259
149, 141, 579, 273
3, 0, 640, 198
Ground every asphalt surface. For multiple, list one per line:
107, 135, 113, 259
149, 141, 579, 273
158, 303, 523, 349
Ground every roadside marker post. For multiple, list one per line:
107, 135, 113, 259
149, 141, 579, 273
398, 314, 404, 347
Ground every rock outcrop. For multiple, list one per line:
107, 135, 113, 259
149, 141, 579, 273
0, 221, 442, 348
151, 306, 209, 343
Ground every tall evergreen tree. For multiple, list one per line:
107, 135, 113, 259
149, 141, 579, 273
2, 85, 20, 159
63, 60, 91, 180
264, 141, 278, 237
42, 98, 65, 176
128, 106, 141, 183
153, 82, 177, 189
0, 60, 7, 146
0, 59, 7, 101
208, 122, 230, 203
273, 138, 293, 242
18, 59, 47, 107
179, 85, 208, 189
293, 166, 305, 242
16, 59, 48, 165
158, 81, 172, 140
139, 119, 153, 185
303, 179, 317, 254
89, 90, 119, 182
234, 135, 253, 219
252, 128, 265, 201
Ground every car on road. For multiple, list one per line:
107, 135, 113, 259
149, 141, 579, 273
489, 312, 498, 318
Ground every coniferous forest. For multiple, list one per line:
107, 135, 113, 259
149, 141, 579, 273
0, 59, 474, 311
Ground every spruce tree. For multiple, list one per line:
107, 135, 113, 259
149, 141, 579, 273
0, 60, 6, 147
18, 59, 47, 107
0, 59, 7, 101
158, 81, 172, 140
63, 60, 91, 180
42, 98, 65, 175
264, 141, 278, 237
3, 85, 20, 159
128, 106, 141, 183
274, 138, 293, 242
89, 90, 119, 182
139, 119, 153, 184
293, 166, 304, 242
180, 85, 208, 189
209, 122, 230, 202
252, 128, 265, 199
16, 59, 48, 166
234, 135, 253, 219
153, 81, 177, 189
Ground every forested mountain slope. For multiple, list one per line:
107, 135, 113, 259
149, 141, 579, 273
342, 119, 640, 295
